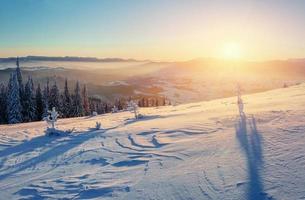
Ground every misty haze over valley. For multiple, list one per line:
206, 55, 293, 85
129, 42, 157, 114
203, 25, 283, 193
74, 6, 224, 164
1, 56, 304, 103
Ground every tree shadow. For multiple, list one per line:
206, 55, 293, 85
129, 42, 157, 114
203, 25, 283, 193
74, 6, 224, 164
0, 126, 117, 181
0, 136, 59, 169
124, 115, 164, 125
124, 113, 184, 126
235, 114, 268, 200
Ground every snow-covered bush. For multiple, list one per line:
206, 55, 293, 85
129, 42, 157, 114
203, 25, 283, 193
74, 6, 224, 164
127, 100, 140, 119
43, 107, 64, 136
95, 121, 102, 130
44, 107, 59, 129
112, 105, 118, 113
45, 127, 74, 137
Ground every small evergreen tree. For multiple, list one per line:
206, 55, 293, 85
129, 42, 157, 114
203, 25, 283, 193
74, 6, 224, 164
42, 79, 50, 117
145, 98, 149, 107
116, 99, 124, 110
0, 84, 7, 124
16, 57, 24, 97
62, 79, 72, 118
151, 99, 155, 107
141, 98, 145, 107
72, 81, 83, 117
35, 84, 44, 120
82, 84, 90, 115
104, 103, 109, 113
6, 72, 22, 124
49, 81, 60, 111
15, 57, 25, 121
156, 98, 160, 107
23, 77, 36, 122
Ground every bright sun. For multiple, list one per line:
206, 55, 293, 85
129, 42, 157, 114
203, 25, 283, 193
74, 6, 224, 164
222, 42, 242, 60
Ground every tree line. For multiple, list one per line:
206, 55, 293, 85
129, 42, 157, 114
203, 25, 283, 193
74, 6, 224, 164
0, 63, 91, 124
0, 59, 170, 125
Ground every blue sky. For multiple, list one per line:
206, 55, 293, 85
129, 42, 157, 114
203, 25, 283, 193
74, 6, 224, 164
1, 0, 305, 61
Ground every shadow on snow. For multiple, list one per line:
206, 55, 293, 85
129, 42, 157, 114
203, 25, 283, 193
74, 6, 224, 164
0, 126, 117, 181
235, 113, 269, 200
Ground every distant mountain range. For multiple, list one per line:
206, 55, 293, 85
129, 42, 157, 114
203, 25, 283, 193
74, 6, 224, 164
0, 56, 144, 63
1, 55, 305, 65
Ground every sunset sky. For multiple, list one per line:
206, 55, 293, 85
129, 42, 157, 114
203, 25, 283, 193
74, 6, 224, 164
1, 0, 305, 61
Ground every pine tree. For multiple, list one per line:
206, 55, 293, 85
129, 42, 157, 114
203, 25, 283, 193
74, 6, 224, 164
145, 98, 149, 107
16, 57, 25, 121
23, 77, 36, 122
156, 98, 160, 107
42, 79, 50, 117
35, 84, 44, 121
151, 99, 155, 107
104, 103, 109, 113
89, 98, 96, 114
16, 57, 24, 97
0, 84, 7, 124
82, 84, 90, 115
6, 72, 22, 124
61, 79, 72, 118
72, 81, 83, 117
49, 81, 60, 111
141, 98, 145, 107
116, 99, 124, 110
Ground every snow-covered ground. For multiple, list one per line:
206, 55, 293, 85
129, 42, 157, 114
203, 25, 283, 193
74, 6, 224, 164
1, 84, 305, 199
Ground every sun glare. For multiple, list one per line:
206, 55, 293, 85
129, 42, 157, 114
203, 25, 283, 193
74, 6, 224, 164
222, 42, 242, 60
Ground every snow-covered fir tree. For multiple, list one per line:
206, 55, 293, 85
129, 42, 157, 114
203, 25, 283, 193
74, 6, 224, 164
72, 81, 84, 117
0, 84, 7, 124
49, 81, 60, 112
42, 79, 50, 117
82, 84, 90, 115
15, 57, 24, 97
6, 72, 22, 124
162, 97, 166, 106
35, 84, 44, 121
140, 98, 145, 107
115, 99, 124, 110
23, 77, 36, 122
15, 57, 25, 121
61, 79, 72, 118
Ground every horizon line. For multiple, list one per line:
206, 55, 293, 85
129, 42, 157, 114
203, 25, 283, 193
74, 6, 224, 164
1, 55, 305, 63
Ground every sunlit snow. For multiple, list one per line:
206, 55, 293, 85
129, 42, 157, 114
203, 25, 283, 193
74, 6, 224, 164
1, 84, 305, 199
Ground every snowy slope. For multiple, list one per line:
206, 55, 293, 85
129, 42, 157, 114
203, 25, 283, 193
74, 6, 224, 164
1, 84, 305, 199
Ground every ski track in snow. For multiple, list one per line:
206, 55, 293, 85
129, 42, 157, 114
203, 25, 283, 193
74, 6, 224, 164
1, 84, 305, 199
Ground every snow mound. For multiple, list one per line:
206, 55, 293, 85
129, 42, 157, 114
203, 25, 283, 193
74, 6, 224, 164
1, 84, 305, 199
45, 127, 74, 137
